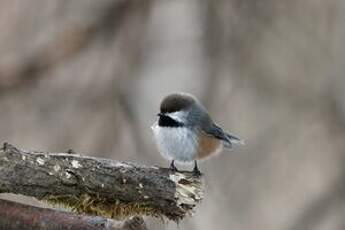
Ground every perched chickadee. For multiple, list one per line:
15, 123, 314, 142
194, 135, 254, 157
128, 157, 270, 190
151, 92, 244, 176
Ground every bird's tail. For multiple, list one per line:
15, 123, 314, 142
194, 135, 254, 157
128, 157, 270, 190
209, 123, 245, 148
223, 133, 245, 148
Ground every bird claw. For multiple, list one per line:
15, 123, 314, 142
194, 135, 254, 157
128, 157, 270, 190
192, 167, 202, 177
192, 160, 202, 177
170, 160, 179, 172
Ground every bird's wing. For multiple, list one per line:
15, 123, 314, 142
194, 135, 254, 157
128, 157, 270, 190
202, 123, 244, 148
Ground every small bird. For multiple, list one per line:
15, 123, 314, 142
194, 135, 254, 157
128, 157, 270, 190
151, 92, 244, 176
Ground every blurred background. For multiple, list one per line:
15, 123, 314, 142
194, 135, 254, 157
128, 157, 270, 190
0, 0, 345, 229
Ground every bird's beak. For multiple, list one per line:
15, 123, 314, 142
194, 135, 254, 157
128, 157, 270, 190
157, 113, 163, 116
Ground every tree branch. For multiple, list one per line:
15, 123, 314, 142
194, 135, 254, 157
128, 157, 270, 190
0, 143, 203, 222
0, 199, 148, 230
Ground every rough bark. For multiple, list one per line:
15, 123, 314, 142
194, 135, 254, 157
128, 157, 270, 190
0, 199, 148, 230
0, 143, 203, 222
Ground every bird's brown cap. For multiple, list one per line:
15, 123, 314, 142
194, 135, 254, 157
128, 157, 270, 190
160, 93, 196, 113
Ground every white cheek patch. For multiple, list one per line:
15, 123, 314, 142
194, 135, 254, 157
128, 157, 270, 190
166, 111, 188, 123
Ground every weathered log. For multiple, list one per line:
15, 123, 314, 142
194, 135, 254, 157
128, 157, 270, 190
0, 143, 204, 222
0, 199, 148, 230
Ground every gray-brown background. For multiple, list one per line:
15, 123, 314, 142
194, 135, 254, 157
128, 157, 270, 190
0, 1, 344, 229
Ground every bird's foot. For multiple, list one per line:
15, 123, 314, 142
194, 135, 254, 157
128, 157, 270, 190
192, 160, 202, 177
192, 167, 202, 177
170, 160, 179, 172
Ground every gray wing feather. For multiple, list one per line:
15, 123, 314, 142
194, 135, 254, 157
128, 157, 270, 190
203, 123, 243, 148
188, 103, 244, 148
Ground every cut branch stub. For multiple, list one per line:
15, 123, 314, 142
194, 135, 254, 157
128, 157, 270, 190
0, 143, 204, 221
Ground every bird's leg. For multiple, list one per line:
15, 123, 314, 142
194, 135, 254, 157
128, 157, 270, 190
192, 160, 202, 176
170, 160, 178, 172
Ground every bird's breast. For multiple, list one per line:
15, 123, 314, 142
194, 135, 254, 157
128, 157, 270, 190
151, 124, 198, 162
